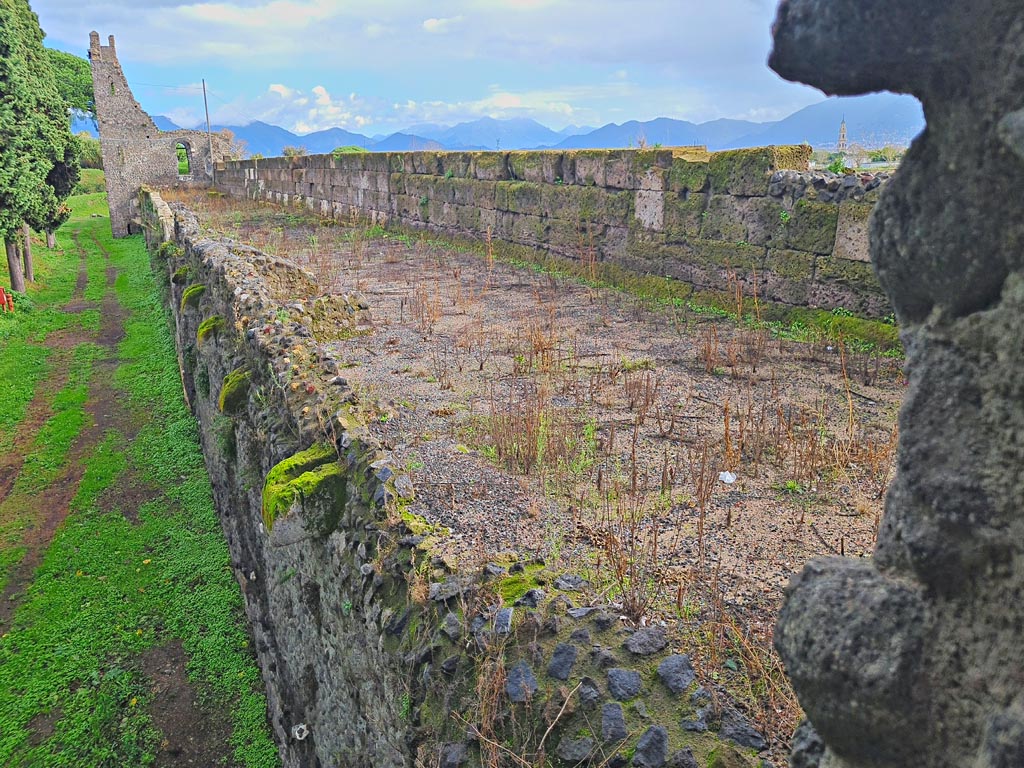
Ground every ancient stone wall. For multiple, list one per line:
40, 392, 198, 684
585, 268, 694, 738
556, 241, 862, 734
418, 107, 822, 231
89, 32, 230, 237
217, 148, 891, 317
140, 187, 775, 768
769, 2, 1024, 768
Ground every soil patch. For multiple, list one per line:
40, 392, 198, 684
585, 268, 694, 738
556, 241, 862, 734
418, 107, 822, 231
141, 641, 238, 768
98, 468, 162, 524
0, 349, 73, 505
26, 707, 63, 747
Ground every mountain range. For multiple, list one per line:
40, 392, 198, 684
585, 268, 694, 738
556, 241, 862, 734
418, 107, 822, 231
72, 92, 924, 157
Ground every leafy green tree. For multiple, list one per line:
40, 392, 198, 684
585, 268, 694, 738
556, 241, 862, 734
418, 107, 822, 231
332, 145, 368, 155
44, 47, 94, 122
0, 0, 80, 290
76, 131, 102, 169
282, 145, 307, 157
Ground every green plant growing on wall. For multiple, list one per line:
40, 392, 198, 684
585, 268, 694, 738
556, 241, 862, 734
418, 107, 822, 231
261, 443, 346, 532
196, 315, 224, 345
827, 158, 848, 175
218, 367, 252, 414
779, 209, 791, 225
179, 283, 206, 311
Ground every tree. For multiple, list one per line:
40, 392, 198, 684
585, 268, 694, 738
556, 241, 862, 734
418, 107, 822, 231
219, 128, 248, 160
44, 48, 94, 123
0, 0, 81, 290
282, 145, 307, 157
77, 131, 102, 169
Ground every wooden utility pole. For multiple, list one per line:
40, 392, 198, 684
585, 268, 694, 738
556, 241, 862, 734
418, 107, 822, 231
203, 78, 215, 184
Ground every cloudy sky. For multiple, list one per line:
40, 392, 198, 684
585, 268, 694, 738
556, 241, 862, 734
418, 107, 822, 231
32, 0, 825, 136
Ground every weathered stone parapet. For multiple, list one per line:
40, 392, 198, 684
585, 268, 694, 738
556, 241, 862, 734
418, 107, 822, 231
769, 1, 1024, 766
218, 144, 892, 318
140, 187, 779, 768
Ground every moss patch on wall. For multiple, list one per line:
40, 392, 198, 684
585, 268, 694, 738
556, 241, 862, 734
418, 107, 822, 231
261, 443, 346, 532
196, 315, 224, 346
218, 367, 252, 414
180, 283, 206, 311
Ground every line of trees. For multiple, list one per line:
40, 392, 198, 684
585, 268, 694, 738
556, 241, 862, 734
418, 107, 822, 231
1, 0, 92, 292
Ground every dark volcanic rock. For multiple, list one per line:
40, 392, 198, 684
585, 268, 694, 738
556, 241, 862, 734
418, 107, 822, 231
606, 668, 641, 701
769, 1, 1024, 766
555, 736, 594, 764
505, 661, 537, 703
657, 654, 695, 695
601, 702, 628, 742
631, 725, 669, 768
547, 643, 578, 680
719, 708, 766, 750
624, 626, 667, 656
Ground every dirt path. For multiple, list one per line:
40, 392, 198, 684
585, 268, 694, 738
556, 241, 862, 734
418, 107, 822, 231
0, 227, 240, 767
0, 244, 90, 505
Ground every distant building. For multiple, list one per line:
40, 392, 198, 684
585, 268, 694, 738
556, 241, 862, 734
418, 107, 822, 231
837, 117, 849, 154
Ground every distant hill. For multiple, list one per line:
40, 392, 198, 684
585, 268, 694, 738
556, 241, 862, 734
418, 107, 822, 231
372, 133, 444, 152
208, 120, 302, 157
152, 115, 181, 132
86, 94, 923, 158
287, 126, 373, 155
724, 93, 924, 149
554, 117, 704, 150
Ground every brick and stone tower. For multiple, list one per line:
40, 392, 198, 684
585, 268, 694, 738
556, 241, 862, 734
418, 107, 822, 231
89, 32, 228, 237
837, 116, 849, 154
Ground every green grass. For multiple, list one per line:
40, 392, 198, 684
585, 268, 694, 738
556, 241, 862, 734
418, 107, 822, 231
71, 168, 106, 196
14, 342, 104, 493
0, 193, 279, 767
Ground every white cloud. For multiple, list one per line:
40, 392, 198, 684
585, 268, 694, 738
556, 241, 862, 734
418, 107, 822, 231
164, 107, 202, 128
32, 0, 823, 131
422, 15, 464, 34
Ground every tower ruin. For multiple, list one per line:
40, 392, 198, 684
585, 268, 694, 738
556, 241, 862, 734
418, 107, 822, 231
88, 32, 230, 237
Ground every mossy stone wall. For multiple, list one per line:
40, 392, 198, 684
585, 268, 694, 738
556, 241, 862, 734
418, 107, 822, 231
218, 145, 892, 318
141, 189, 775, 768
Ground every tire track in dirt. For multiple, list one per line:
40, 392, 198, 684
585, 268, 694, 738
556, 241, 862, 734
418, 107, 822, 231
0, 231, 131, 628
141, 641, 240, 768
0, 238, 94, 505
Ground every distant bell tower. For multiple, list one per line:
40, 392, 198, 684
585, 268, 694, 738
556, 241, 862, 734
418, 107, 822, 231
837, 116, 849, 153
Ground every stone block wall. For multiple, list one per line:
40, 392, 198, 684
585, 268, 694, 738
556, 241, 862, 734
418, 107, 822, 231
218, 147, 892, 317
90, 32, 230, 237
140, 188, 774, 768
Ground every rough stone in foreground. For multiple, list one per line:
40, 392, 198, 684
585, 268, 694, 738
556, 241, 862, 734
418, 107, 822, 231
440, 742, 468, 768
607, 668, 641, 701
624, 626, 667, 655
789, 720, 825, 768
719, 708, 766, 751
657, 654, 696, 694
547, 642, 578, 680
667, 747, 699, 768
632, 725, 669, 768
601, 702, 627, 742
769, 1, 1024, 766
555, 735, 594, 764
506, 661, 538, 703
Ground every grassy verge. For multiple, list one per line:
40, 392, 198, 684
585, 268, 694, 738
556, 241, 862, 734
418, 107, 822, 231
0, 194, 279, 767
